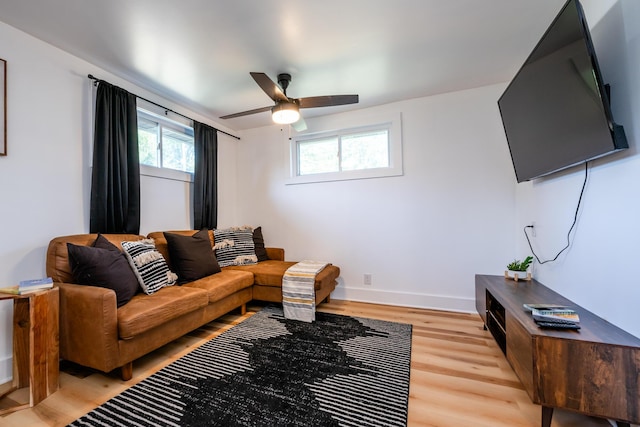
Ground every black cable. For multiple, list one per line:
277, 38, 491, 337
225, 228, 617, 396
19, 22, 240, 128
524, 162, 589, 265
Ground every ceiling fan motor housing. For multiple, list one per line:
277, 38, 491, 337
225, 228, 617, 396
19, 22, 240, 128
277, 73, 292, 94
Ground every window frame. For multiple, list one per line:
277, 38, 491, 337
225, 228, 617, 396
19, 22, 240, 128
287, 113, 403, 185
137, 107, 194, 183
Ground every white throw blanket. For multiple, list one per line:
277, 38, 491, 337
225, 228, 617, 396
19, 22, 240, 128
282, 260, 328, 322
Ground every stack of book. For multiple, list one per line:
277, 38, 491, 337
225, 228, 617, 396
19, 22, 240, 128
0, 277, 54, 295
523, 303, 581, 330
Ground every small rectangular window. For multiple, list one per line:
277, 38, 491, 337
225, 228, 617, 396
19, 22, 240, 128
289, 114, 402, 185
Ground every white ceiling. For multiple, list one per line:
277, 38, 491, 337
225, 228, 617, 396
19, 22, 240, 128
0, 0, 566, 130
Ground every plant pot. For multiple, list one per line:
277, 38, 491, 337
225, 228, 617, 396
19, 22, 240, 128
505, 270, 531, 281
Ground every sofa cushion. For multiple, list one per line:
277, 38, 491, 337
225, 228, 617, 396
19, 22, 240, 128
117, 285, 208, 340
67, 243, 140, 307
182, 269, 254, 302
225, 261, 340, 291
213, 226, 258, 267
164, 229, 221, 283
121, 239, 178, 294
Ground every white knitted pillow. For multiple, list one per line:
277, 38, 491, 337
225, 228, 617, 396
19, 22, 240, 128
121, 239, 177, 294
213, 226, 258, 268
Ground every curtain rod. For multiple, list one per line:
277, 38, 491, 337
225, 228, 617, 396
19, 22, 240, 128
87, 74, 240, 140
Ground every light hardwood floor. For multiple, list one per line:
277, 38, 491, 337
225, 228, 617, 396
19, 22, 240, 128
0, 300, 623, 427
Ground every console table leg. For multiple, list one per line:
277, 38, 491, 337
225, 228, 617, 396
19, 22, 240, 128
541, 406, 554, 427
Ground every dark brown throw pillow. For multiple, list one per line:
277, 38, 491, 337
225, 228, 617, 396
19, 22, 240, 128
67, 243, 140, 307
253, 226, 269, 262
93, 233, 120, 252
164, 229, 221, 283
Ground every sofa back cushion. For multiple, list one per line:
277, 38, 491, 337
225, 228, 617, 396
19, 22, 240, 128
46, 234, 145, 283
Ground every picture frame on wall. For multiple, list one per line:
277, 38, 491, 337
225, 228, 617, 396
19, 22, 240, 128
0, 58, 5, 156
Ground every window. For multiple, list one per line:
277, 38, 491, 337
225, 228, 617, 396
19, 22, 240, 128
297, 129, 390, 176
137, 109, 195, 181
289, 114, 402, 184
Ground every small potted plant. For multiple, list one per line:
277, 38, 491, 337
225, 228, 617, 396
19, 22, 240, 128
505, 256, 533, 281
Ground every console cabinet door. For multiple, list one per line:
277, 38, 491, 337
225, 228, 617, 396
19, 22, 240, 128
505, 311, 536, 401
535, 338, 640, 422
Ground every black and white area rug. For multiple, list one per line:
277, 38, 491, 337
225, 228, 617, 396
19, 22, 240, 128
68, 306, 412, 427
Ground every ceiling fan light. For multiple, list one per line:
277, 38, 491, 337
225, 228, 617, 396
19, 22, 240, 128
272, 102, 300, 124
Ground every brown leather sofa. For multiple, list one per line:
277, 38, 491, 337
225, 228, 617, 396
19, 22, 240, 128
46, 230, 340, 380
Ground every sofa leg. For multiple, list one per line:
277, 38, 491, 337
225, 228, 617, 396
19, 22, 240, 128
121, 362, 133, 381
240, 304, 246, 315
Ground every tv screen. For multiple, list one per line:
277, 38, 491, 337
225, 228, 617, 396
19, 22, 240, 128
498, 0, 627, 183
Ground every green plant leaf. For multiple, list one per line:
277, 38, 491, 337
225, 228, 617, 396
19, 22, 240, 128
506, 256, 534, 271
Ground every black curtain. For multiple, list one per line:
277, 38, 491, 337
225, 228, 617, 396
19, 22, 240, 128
193, 121, 218, 230
89, 82, 140, 234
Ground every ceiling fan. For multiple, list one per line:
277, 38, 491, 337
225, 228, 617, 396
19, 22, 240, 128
220, 72, 359, 131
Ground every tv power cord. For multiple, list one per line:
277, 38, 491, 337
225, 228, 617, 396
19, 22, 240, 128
523, 162, 588, 265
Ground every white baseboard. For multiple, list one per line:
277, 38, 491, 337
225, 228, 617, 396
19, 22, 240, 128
331, 286, 476, 313
0, 355, 12, 384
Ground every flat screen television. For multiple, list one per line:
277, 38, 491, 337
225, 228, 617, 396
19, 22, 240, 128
498, 0, 627, 183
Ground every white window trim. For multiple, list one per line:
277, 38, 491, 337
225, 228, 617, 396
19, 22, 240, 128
140, 164, 193, 183
286, 112, 403, 185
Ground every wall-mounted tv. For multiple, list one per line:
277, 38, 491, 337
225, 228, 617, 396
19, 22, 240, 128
498, 0, 627, 183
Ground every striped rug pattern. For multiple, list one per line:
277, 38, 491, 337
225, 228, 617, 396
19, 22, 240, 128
68, 306, 412, 427
282, 260, 328, 323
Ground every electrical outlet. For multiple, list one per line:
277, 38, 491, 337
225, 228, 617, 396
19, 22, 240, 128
363, 274, 372, 286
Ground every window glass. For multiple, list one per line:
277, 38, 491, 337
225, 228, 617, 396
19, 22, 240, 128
136, 109, 194, 176
138, 116, 160, 168
295, 126, 391, 176
341, 129, 389, 171
298, 137, 339, 175
162, 127, 195, 173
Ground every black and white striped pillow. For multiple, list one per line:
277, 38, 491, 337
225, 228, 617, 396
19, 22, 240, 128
213, 226, 258, 267
121, 239, 178, 294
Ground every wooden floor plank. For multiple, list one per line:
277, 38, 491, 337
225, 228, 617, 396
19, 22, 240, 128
0, 300, 633, 426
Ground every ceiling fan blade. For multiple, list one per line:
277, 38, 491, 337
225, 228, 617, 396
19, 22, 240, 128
298, 95, 359, 109
292, 116, 308, 132
220, 105, 272, 119
250, 72, 288, 103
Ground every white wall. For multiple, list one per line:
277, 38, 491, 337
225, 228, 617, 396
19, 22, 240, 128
0, 21, 238, 382
236, 84, 517, 312
515, 0, 640, 338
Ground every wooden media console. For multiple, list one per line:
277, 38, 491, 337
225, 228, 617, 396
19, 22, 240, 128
475, 274, 640, 427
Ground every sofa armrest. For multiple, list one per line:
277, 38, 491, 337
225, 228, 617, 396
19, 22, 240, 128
266, 247, 284, 261
58, 282, 121, 372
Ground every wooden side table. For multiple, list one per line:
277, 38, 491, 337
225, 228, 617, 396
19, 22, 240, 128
0, 287, 59, 415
